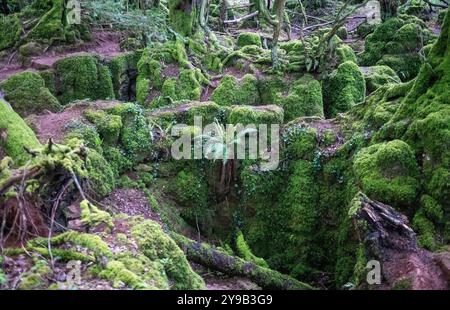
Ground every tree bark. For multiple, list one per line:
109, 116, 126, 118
1, 0, 9, 15
170, 232, 314, 290
271, 0, 286, 68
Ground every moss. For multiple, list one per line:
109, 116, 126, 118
38, 69, 57, 95
64, 122, 102, 152
413, 207, 438, 251
98, 257, 169, 290
282, 124, 318, 161
211, 74, 260, 106
84, 109, 123, 145
356, 22, 376, 38
86, 149, 116, 197
130, 220, 205, 289
392, 277, 413, 290
172, 170, 208, 207
235, 230, 268, 268
0, 71, 61, 116
323, 61, 365, 118
237, 32, 262, 48
336, 26, 348, 40
54, 54, 114, 104
438, 9, 448, 25
168, 0, 198, 36
152, 69, 203, 107
108, 52, 140, 100
0, 99, 41, 166
362, 65, 402, 93
106, 103, 152, 164
353, 140, 420, 209
336, 44, 357, 64
398, 0, 429, 20
227, 105, 284, 125
0, 14, 22, 51
257, 75, 288, 104
29, 231, 113, 260
361, 16, 433, 81
27, 0, 67, 43
18, 259, 51, 290
102, 146, 133, 177
275, 74, 323, 121
19, 41, 46, 57
80, 199, 113, 229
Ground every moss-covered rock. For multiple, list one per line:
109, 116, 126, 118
353, 140, 420, 209
227, 104, 284, 125
237, 32, 262, 48
0, 14, 22, 51
323, 61, 365, 117
147, 101, 223, 126
361, 65, 402, 93
105, 103, 153, 164
210, 74, 260, 106
275, 74, 323, 122
54, 54, 115, 104
398, 0, 429, 20
84, 109, 123, 145
86, 148, 116, 198
0, 99, 41, 166
336, 44, 357, 65
360, 15, 434, 81
0, 71, 61, 116
136, 42, 208, 107
108, 52, 141, 101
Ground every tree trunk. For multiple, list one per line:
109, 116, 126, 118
170, 232, 314, 290
271, 0, 286, 68
1, 0, 9, 15
168, 0, 199, 36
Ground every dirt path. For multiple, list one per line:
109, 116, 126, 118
0, 30, 124, 81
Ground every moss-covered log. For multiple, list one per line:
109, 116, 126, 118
170, 232, 314, 290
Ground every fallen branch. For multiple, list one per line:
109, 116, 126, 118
224, 11, 259, 24
170, 232, 314, 290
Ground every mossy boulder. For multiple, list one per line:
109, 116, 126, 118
211, 74, 260, 106
108, 52, 141, 101
398, 0, 430, 20
323, 61, 365, 117
353, 140, 420, 209
84, 109, 123, 146
54, 54, 115, 104
147, 101, 223, 126
104, 103, 153, 164
361, 15, 433, 81
336, 44, 357, 65
86, 148, 116, 198
136, 43, 208, 107
226, 105, 284, 125
237, 32, 262, 48
0, 71, 61, 116
0, 99, 41, 166
361, 65, 402, 93
0, 14, 22, 51
275, 74, 323, 122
